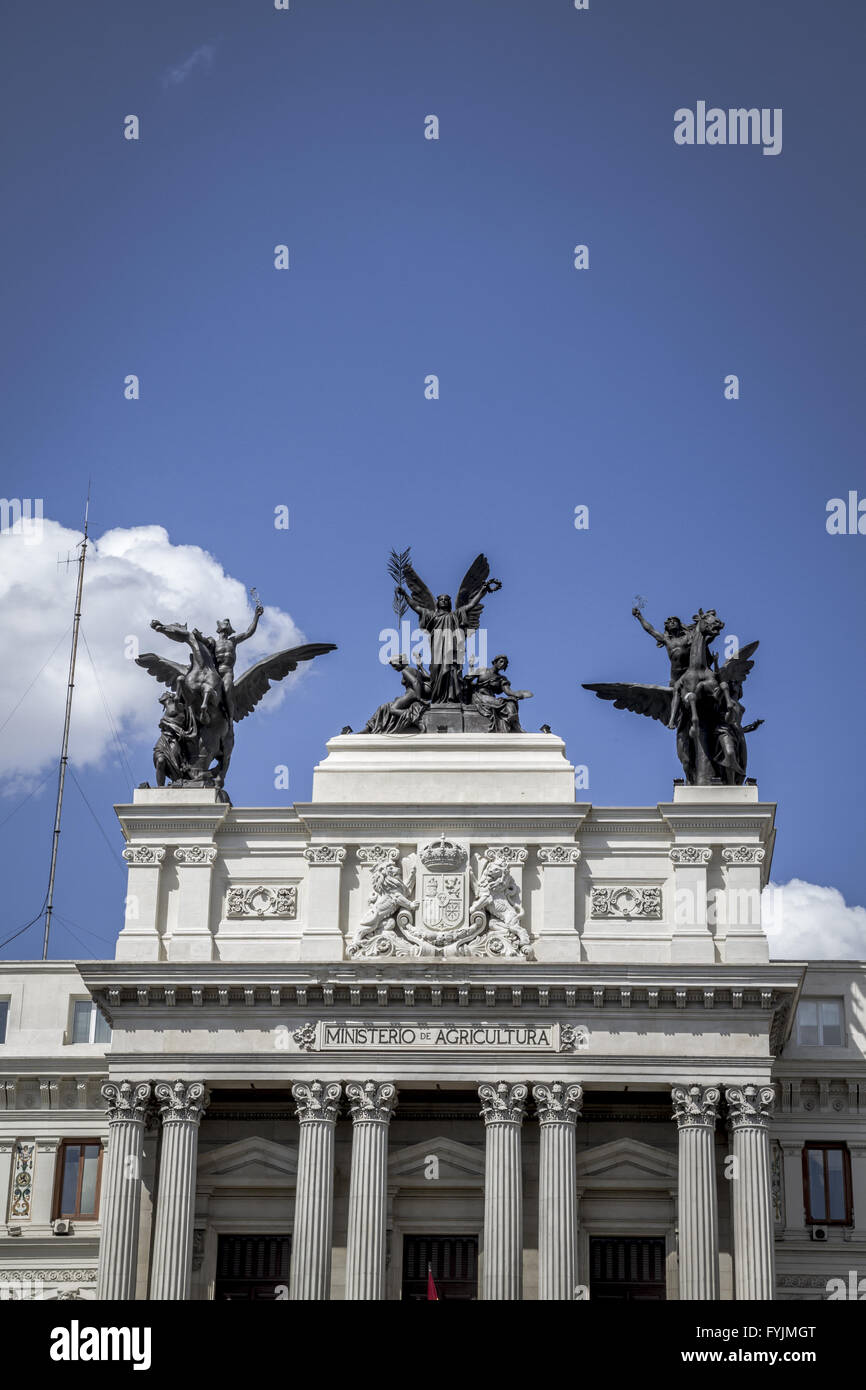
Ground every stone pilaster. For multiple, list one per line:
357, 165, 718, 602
289, 1081, 341, 1300
533, 1081, 583, 1300
301, 847, 346, 961
669, 846, 714, 962
672, 1084, 721, 1300
344, 1081, 397, 1300
726, 1085, 776, 1299
96, 1082, 151, 1300
149, 1081, 208, 1300
479, 1081, 527, 1300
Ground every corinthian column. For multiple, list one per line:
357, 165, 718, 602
96, 1082, 152, 1300
532, 1082, 583, 1300
672, 1084, 720, 1300
289, 1081, 341, 1300
149, 1081, 208, 1300
726, 1085, 777, 1299
479, 1082, 527, 1300
345, 1081, 397, 1300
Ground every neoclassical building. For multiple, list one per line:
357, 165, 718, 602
1, 732, 864, 1300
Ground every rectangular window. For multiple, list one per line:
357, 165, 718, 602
71, 1000, 111, 1045
796, 998, 843, 1047
0, 999, 8, 1044
54, 1141, 103, 1220
803, 1145, 851, 1225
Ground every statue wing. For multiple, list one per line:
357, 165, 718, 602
455, 553, 490, 628
717, 640, 759, 687
402, 561, 437, 615
135, 652, 188, 687
582, 682, 673, 725
233, 644, 337, 722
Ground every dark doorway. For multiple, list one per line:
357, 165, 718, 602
214, 1234, 292, 1300
402, 1234, 478, 1300
589, 1236, 667, 1301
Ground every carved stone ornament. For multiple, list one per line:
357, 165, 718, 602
590, 885, 662, 919
558, 1023, 589, 1053
304, 846, 346, 866
672, 1084, 721, 1129
722, 846, 766, 866
533, 1081, 584, 1125
356, 846, 400, 867
478, 1081, 529, 1125
174, 846, 217, 866
10, 1144, 35, 1219
726, 1084, 776, 1129
538, 846, 581, 865
225, 884, 297, 918
669, 846, 712, 866
292, 1080, 342, 1124
292, 1022, 317, 1052
346, 1080, 398, 1123
192, 1229, 206, 1272
101, 1081, 152, 1124
154, 1080, 209, 1125
122, 846, 166, 866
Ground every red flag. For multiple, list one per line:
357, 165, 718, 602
427, 1263, 439, 1301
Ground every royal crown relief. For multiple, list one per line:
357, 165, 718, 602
347, 835, 531, 960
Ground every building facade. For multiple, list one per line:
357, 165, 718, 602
1, 732, 864, 1300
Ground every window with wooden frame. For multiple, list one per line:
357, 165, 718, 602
53, 1140, 103, 1220
803, 1143, 852, 1225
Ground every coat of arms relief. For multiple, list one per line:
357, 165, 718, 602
347, 836, 531, 959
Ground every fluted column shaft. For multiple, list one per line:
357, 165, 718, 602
289, 1081, 341, 1300
149, 1081, 208, 1301
479, 1082, 527, 1300
727, 1085, 776, 1300
533, 1082, 583, 1300
96, 1082, 151, 1300
672, 1085, 720, 1300
345, 1081, 397, 1300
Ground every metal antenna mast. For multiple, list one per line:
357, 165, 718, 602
43, 491, 90, 959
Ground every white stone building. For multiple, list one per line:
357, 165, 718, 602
1, 732, 863, 1300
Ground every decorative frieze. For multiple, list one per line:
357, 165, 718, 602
121, 846, 165, 866
722, 846, 766, 866
225, 884, 297, 919
173, 846, 217, 867
0, 1267, 96, 1283
538, 846, 580, 865
304, 846, 346, 866
669, 846, 712, 866
10, 1143, 35, 1218
590, 885, 662, 919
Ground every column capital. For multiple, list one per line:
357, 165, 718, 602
154, 1080, 208, 1126
726, 1084, 776, 1130
532, 1081, 583, 1125
293, 1080, 342, 1124
672, 1083, 721, 1129
669, 845, 712, 865
722, 846, 765, 866
479, 1081, 528, 1125
101, 1080, 152, 1123
346, 1080, 397, 1123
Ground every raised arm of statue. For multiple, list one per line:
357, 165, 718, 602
236, 604, 264, 644
632, 608, 665, 645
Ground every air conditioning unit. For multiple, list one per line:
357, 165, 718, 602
810, 1225, 829, 1241
51, 1219, 72, 1236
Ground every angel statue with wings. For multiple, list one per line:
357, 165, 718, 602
583, 607, 763, 786
395, 553, 502, 704
136, 607, 336, 788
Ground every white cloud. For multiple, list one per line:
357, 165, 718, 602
163, 42, 216, 88
0, 519, 307, 788
764, 879, 866, 960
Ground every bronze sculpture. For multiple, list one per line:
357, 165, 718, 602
583, 607, 763, 785
137, 610, 336, 787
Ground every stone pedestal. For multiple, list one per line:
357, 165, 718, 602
479, 1082, 527, 1300
672, 1084, 720, 1299
727, 1085, 776, 1299
344, 1081, 397, 1300
149, 1081, 208, 1300
533, 1082, 583, 1300
96, 1082, 151, 1300
289, 1081, 341, 1300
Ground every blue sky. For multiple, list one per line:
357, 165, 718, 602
1, 0, 864, 960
